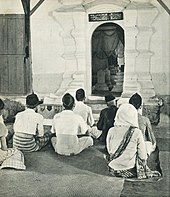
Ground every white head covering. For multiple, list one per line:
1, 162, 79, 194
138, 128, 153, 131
114, 103, 139, 127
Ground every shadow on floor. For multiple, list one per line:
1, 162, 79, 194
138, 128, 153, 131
24, 143, 109, 176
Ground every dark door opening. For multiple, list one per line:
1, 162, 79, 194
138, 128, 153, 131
91, 22, 124, 96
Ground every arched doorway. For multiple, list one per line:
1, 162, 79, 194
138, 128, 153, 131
91, 22, 124, 96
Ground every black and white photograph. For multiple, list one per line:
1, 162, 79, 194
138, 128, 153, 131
0, 0, 169, 196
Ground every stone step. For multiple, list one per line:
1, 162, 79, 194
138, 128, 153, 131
115, 81, 123, 86
115, 74, 123, 78
116, 72, 124, 76
112, 86, 123, 93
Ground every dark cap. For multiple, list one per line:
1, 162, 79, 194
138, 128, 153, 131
76, 88, 85, 101
129, 93, 142, 110
62, 93, 75, 110
105, 94, 115, 103
0, 99, 5, 110
26, 93, 43, 108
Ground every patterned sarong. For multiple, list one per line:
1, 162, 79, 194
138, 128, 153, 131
0, 148, 15, 165
107, 126, 161, 179
13, 132, 51, 152
136, 156, 161, 179
109, 166, 137, 178
0, 148, 26, 170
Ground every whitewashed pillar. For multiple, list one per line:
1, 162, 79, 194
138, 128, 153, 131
135, 8, 158, 98
122, 10, 139, 97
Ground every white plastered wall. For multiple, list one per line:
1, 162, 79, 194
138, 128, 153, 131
0, 0, 169, 97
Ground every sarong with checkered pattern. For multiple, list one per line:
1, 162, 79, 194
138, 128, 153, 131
0, 148, 26, 170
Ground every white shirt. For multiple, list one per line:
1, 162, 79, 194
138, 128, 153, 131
0, 115, 7, 138
0, 115, 5, 126
52, 110, 88, 135
14, 108, 44, 136
52, 110, 88, 154
73, 101, 94, 127
107, 126, 147, 170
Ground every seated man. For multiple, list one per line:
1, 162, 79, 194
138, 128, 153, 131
73, 88, 101, 139
51, 93, 93, 156
97, 93, 118, 144
129, 93, 162, 175
129, 93, 156, 155
74, 88, 94, 127
13, 93, 51, 152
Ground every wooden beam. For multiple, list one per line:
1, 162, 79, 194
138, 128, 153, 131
30, 0, 45, 16
21, 0, 29, 15
21, 0, 31, 58
157, 0, 170, 15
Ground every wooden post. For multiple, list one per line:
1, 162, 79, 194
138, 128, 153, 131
21, 0, 31, 94
21, 0, 30, 58
20, 0, 45, 94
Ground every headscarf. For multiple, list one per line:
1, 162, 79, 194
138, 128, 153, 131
114, 103, 139, 128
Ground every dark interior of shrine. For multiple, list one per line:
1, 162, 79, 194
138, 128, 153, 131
91, 22, 124, 96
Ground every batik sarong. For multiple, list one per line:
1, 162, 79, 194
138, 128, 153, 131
13, 132, 51, 152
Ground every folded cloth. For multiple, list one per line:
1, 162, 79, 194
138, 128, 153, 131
0, 148, 15, 165
89, 126, 102, 139
0, 148, 26, 170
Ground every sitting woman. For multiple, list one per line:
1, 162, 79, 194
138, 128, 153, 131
129, 93, 162, 175
51, 93, 93, 156
106, 103, 161, 179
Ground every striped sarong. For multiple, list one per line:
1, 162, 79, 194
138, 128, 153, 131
13, 132, 50, 152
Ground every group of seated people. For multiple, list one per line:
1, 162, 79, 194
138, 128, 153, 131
0, 89, 162, 179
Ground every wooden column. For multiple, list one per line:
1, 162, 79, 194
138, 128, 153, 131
21, 0, 32, 94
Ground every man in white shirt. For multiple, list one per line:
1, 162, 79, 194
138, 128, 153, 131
51, 93, 93, 156
73, 89, 101, 139
74, 88, 94, 126
13, 93, 51, 152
